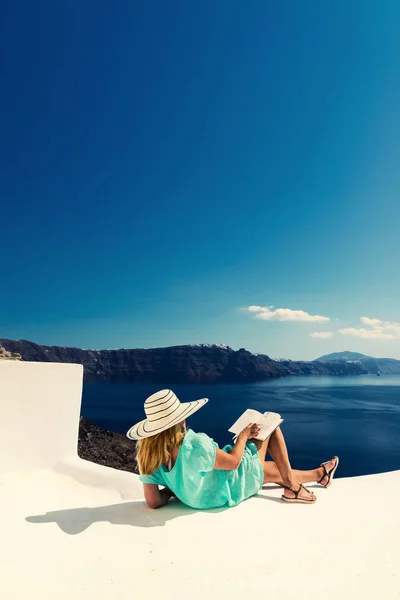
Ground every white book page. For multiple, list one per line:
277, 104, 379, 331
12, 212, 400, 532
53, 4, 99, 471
257, 412, 283, 441
228, 409, 263, 436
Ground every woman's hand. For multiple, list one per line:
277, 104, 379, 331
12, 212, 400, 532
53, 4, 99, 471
238, 423, 261, 441
214, 423, 261, 471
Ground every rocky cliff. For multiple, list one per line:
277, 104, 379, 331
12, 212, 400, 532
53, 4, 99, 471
316, 351, 400, 374
78, 418, 138, 473
0, 344, 22, 361
0, 338, 369, 382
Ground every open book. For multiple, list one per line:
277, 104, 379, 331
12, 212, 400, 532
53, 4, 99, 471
229, 409, 283, 442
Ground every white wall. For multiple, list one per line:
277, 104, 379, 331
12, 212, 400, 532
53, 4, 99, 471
0, 361, 83, 471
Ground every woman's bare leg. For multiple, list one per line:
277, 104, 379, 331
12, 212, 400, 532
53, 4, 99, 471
253, 435, 271, 463
266, 426, 293, 486
253, 427, 316, 501
262, 461, 325, 485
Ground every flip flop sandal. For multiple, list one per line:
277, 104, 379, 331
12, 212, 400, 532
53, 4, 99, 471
281, 483, 316, 504
318, 456, 339, 488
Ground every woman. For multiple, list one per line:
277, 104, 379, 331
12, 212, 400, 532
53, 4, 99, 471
127, 389, 339, 510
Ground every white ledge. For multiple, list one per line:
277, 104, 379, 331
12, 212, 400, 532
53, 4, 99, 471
0, 361, 399, 599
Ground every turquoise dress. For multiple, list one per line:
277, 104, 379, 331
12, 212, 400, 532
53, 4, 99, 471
139, 429, 264, 510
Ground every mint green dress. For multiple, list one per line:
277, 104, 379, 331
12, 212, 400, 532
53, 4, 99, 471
139, 429, 264, 510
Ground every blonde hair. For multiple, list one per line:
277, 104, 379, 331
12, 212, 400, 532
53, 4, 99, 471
136, 423, 186, 476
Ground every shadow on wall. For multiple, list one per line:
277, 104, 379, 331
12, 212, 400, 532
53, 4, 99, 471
26, 500, 226, 534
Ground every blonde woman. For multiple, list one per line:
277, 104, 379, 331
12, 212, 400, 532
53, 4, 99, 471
127, 389, 339, 509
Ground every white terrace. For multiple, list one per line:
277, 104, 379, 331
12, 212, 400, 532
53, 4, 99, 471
1, 361, 399, 599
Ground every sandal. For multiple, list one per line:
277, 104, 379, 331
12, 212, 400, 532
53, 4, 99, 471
281, 483, 316, 504
318, 456, 339, 488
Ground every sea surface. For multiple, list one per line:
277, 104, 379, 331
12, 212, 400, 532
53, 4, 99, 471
81, 375, 400, 479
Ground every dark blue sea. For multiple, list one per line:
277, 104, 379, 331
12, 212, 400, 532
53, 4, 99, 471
81, 375, 400, 479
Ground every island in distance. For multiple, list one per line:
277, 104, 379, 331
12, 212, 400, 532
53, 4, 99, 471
1, 339, 399, 384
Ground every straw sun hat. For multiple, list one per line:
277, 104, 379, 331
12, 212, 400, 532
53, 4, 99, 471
126, 389, 208, 440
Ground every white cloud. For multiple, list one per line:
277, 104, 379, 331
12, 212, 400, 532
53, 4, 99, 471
247, 305, 272, 313
246, 305, 330, 323
360, 317, 383, 328
310, 332, 333, 339
360, 316, 400, 336
338, 316, 400, 340
338, 328, 394, 340
245, 307, 400, 341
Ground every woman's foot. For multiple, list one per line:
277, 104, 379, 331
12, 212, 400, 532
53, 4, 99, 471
282, 483, 316, 503
318, 456, 339, 488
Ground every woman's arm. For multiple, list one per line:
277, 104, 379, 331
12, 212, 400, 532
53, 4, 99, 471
143, 484, 175, 509
214, 423, 260, 471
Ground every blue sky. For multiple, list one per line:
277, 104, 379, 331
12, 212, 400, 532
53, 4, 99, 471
1, 1, 400, 360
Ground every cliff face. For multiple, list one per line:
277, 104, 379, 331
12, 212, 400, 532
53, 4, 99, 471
0, 339, 280, 382
0, 344, 22, 360
78, 418, 138, 474
316, 351, 400, 374
277, 359, 366, 376
0, 338, 371, 383
360, 357, 400, 374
